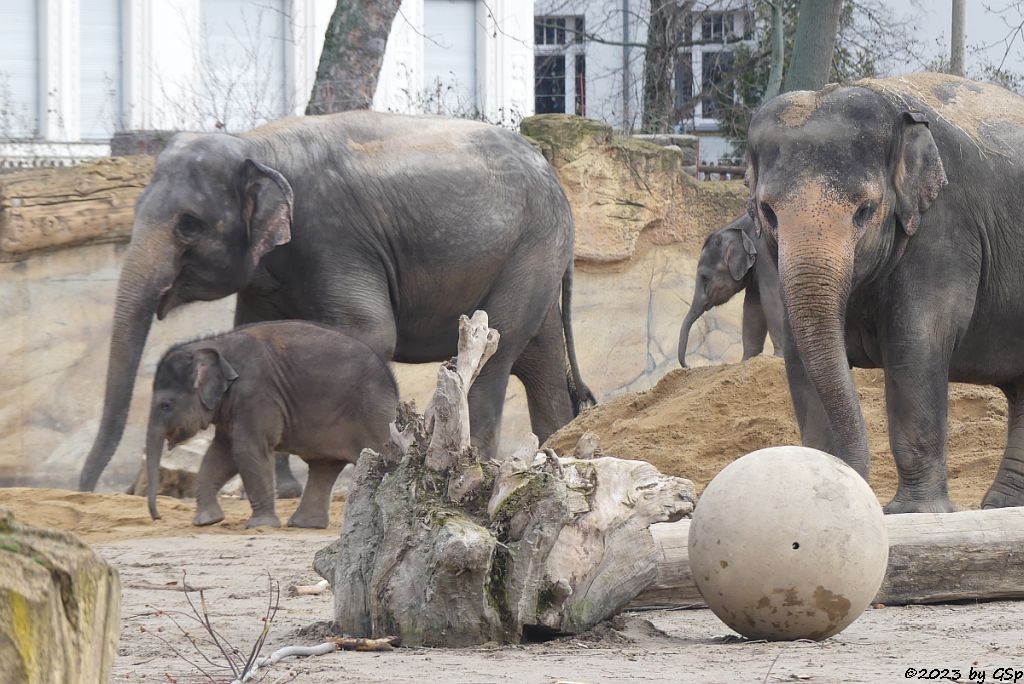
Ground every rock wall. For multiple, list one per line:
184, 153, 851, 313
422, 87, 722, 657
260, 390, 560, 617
0, 116, 748, 489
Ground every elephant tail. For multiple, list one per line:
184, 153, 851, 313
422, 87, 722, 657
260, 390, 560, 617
561, 262, 596, 416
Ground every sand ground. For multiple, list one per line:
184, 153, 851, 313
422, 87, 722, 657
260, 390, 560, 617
101, 533, 1024, 684
3, 489, 1023, 684
4, 355, 1023, 683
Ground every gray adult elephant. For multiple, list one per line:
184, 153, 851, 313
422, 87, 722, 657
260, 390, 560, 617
78, 111, 594, 492
677, 214, 786, 367
746, 73, 1024, 513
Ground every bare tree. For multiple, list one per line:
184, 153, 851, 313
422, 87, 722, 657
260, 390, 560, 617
642, 0, 683, 132
784, 0, 844, 91
306, 0, 403, 115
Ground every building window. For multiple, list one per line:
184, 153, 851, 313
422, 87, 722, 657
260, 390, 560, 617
535, 55, 566, 114
674, 52, 693, 107
534, 15, 586, 116
574, 55, 586, 116
701, 12, 734, 42
701, 51, 734, 119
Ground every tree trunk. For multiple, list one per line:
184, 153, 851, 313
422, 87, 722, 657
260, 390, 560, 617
641, 0, 679, 133
763, 2, 785, 101
306, 0, 403, 115
315, 311, 696, 645
631, 508, 1024, 609
950, 0, 966, 77
0, 509, 121, 682
783, 0, 844, 92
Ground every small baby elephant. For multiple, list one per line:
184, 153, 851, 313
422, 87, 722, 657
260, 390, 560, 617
144, 321, 398, 528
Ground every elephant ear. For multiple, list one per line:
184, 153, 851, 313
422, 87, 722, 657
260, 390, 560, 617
240, 159, 293, 267
192, 349, 239, 411
890, 111, 948, 236
725, 229, 757, 281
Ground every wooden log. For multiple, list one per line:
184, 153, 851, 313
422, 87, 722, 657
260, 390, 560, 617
0, 508, 121, 683
630, 507, 1024, 609
0, 155, 153, 260
318, 310, 697, 646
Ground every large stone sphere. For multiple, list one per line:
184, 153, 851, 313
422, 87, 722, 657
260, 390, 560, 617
688, 446, 888, 641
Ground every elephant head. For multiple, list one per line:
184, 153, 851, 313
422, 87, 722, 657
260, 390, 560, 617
79, 133, 292, 491
678, 215, 758, 366
746, 85, 947, 471
145, 346, 238, 519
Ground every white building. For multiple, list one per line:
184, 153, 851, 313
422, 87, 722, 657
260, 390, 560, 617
532, 0, 755, 162
0, 0, 534, 168
0, 0, 750, 169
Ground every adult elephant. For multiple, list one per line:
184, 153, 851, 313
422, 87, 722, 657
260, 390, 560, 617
78, 111, 594, 492
746, 73, 1024, 513
677, 214, 785, 367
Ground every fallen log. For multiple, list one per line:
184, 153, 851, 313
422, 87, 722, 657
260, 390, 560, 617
0, 155, 153, 260
631, 507, 1024, 609
316, 310, 696, 646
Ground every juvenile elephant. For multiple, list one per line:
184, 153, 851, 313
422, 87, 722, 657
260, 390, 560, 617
145, 321, 397, 528
79, 111, 594, 493
746, 73, 1024, 513
677, 215, 786, 367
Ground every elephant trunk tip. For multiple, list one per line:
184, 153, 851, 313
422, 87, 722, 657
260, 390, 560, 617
148, 495, 161, 521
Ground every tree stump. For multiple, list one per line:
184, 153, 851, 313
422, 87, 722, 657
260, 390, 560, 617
316, 311, 695, 646
0, 509, 121, 682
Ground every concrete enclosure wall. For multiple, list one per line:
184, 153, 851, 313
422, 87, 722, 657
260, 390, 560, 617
0, 115, 749, 489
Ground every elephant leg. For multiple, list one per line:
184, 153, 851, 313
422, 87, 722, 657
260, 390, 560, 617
274, 453, 302, 498
883, 352, 955, 514
755, 259, 786, 358
741, 286, 768, 361
231, 432, 281, 528
193, 430, 237, 526
781, 314, 836, 457
512, 302, 575, 445
467, 352, 516, 460
288, 459, 346, 529
233, 293, 303, 500
982, 384, 1024, 508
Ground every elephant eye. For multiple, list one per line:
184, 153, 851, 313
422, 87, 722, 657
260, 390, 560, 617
160, 400, 173, 413
175, 214, 206, 241
853, 201, 877, 228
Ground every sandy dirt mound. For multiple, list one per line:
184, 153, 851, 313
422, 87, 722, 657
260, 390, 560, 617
0, 487, 345, 543
546, 356, 1006, 509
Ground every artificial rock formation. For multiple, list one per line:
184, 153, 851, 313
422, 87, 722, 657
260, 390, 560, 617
315, 311, 695, 646
0, 509, 121, 682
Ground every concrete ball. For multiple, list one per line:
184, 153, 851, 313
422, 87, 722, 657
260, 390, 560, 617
688, 446, 888, 641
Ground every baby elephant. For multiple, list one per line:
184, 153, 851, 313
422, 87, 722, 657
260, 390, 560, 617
144, 321, 398, 529
678, 214, 787, 367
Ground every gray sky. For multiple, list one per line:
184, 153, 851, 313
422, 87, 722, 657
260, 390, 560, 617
885, 0, 1024, 75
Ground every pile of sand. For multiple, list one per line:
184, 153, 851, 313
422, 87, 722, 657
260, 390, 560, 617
546, 356, 1007, 509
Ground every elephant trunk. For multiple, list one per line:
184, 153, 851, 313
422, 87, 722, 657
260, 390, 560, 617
145, 419, 165, 520
78, 231, 178, 491
677, 288, 707, 367
778, 229, 870, 478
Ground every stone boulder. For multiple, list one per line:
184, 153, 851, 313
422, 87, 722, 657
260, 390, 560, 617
0, 509, 120, 683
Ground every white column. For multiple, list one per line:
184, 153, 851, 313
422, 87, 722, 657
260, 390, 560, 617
39, 0, 80, 141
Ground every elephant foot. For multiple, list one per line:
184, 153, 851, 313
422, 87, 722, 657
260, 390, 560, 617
883, 496, 956, 514
276, 477, 303, 499
287, 509, 330, 529
981, 487, 1024, 509
193, 506, 225, 527
245, 512, 282, 528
